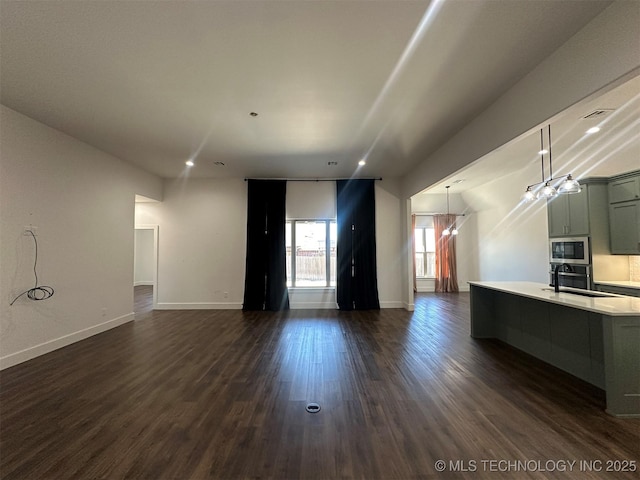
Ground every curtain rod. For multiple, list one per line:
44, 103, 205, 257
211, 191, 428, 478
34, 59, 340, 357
244, 177, 383, 182
413, 212, 466, 216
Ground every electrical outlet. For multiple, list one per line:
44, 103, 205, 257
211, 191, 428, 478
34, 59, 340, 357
23, 226, 38, 236
223, 291, 228, 299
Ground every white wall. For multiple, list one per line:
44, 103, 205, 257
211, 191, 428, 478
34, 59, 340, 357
461, 162, 549, 283
135, 178, 248, 309
401, 1, 640, 198
134, 229, 155, 286
411, 192, 476, 291
136, 179, 404, 309
0, 106, 162, 369
375, 184, 403, 308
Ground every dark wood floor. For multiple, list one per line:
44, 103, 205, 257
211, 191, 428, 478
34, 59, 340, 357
1, 287, 638, 479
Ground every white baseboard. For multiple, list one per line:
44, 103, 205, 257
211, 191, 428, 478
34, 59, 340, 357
134, 281, 154, 286
289, 302, 337, 309
155, 302, 243, 310
155, 301, 405, 310
0, 312, 134, 370
416, 286, 471, 293
380, 301, 404, 309
404, 302, 415, 311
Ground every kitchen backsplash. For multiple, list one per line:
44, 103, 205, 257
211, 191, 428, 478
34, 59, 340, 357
630, 256, 640, 281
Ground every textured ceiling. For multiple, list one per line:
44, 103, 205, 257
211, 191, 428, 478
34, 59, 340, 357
1, 0, 613, 181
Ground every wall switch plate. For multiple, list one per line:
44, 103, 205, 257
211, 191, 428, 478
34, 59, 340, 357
23, 226, 38, 236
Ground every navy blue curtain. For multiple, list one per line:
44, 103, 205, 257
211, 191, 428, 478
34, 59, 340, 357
336, 179, 380, 310
243, 180, 290, 311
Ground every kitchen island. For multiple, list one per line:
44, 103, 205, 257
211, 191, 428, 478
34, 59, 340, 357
469, 281, 640, 417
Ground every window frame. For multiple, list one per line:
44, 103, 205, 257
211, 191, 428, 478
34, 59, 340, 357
286, 219, 336, 288
414, 225, 436, 279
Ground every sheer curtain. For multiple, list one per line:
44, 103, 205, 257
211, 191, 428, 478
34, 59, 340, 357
433, 214, 459, 293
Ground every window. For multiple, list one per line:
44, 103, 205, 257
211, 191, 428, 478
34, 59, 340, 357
286, 220, 336, 287
415, 226, 436, 278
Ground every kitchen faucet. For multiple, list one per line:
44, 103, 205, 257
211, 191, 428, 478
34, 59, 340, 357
553, 263, 573, 293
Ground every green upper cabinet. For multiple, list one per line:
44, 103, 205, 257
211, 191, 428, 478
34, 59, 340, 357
609, 201, 640, 254
608, 171, 640, 254
547, 186, 590, 237
609, 175, 640, 203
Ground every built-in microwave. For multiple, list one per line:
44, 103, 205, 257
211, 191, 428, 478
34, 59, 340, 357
549, 236, 590, 265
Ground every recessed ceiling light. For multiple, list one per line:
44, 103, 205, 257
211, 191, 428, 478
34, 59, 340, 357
358, 159, 366, 166
586, 126, 601, 134
452, 179, 465, 184
249, 112, 258, 117
185, 160, 194, 167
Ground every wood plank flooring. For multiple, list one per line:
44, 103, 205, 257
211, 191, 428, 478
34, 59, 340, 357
1, 287, 638, 479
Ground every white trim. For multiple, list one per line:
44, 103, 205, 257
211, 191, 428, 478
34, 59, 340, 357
0, 313, 134, 370
287, 287, 336, 292
155, 302, 243, 310
380, 301, 404, 309
404, 302, 415, 311
134, 224, 159, 309
134, 281, 153, 287
289, 302, 337, 309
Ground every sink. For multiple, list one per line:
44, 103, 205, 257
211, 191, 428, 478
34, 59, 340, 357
559, 290, 617, 298
541, 287, 617, 298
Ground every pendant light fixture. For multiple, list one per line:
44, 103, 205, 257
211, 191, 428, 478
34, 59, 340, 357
558, 174, 582, 194
522, 124, 580, 202
442, 185, 458, 236
536, 125, 557, 199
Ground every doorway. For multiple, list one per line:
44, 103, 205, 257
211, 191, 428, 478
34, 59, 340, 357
134, 224, 158, 313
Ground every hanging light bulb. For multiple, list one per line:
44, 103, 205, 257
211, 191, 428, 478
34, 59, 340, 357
442, 227, 451, 236
537, 182, 557, 199
451, 227, 459, 235
558, 174, 581, 194
523, 186, 536, 202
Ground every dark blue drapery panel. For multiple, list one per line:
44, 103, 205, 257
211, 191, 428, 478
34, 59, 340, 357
243, 180, 290, 311
336, 179, 380, 310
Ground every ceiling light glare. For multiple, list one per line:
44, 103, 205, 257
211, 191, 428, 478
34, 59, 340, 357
538, 149, 548, 155
358, 159, 366, 166
586, 126, 601, 134
185, 160, 194, 167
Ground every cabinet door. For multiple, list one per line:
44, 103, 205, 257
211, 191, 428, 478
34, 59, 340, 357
566, 189, 589, 235
547, 196, 568, 237
547, 188, 589, 236
520, 298, 551, 362
549, 305, 592, 383
609, 176, 640, 203
609, 200, 640, 254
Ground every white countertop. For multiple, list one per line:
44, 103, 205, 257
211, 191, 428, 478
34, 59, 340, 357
469, 281, 640, 316
594, 280, 640, 290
